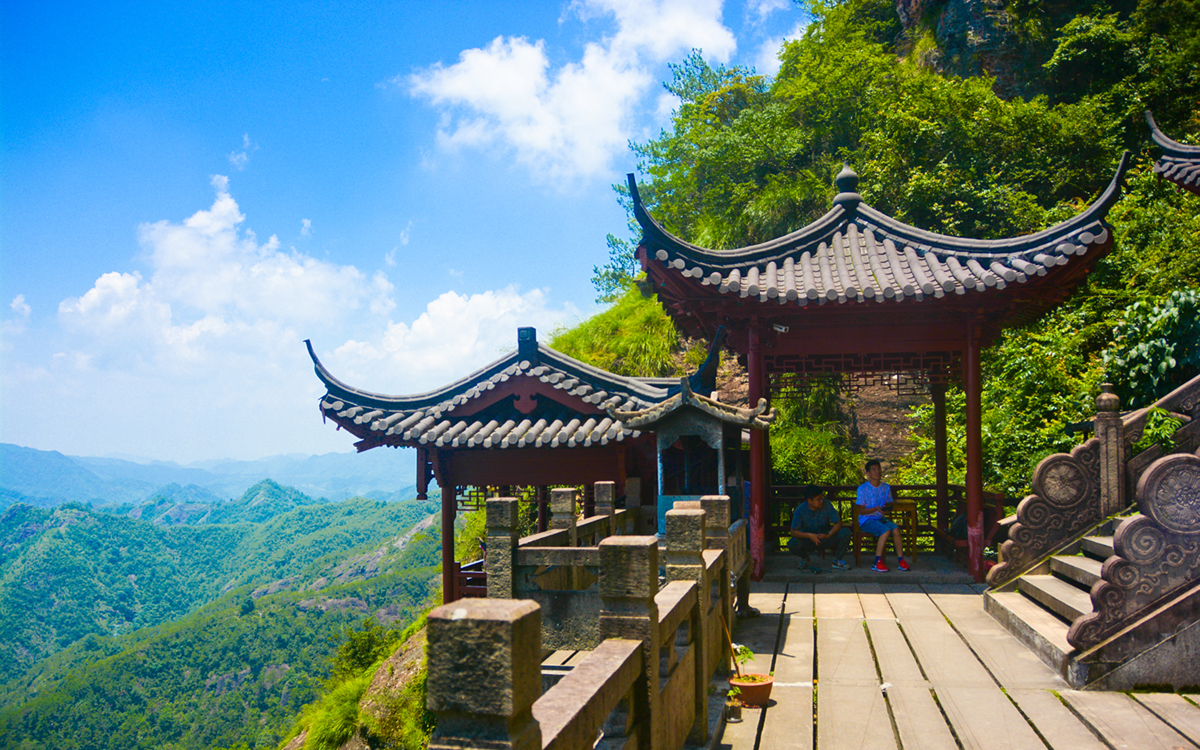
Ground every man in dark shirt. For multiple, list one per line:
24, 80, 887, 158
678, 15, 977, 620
788, 484, 851, 572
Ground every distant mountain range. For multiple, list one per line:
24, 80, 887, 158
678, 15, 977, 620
0, 443, 418, 509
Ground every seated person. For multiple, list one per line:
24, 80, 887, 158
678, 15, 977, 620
855, 459, 909, 572
787, 484, 851, 572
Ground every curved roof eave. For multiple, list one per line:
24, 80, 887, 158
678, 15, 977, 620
1147, 110, 1200, 158
305, 339, 671, 412
627, 152, 1130, 268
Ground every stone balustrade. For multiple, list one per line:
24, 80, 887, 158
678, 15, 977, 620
435, 495, 743, 749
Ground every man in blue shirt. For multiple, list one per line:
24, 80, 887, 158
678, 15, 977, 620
855, 459, 910, 572
788, 484, 851, 572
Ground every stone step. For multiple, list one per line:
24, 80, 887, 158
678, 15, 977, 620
1019, 575, 1093, 623
1080, 535, 1114, 560
984, 590, 1073, 678
1050, 555, 1103, 589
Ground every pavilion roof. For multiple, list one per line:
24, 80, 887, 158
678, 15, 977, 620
631, 154, 1130, 337
306, 331, 761, 452
1147, 110, 1200, 195
608, 375, 775, 430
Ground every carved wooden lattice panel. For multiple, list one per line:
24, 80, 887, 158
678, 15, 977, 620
987, 439, 1103, 588
765, 351, 960, 396
1068, 453, 1200, 650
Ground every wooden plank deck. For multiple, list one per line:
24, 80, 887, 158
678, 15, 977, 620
716, 582, 1199, 750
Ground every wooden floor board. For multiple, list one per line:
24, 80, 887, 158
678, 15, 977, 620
817, 683, 896, 750
756, 686, 814, 750
935, 684, 1045, 750
814, 584, 863, 619
817, 618, 879, 685
1006, 689, 1108, 750
1060, 690, 1196, 750
784, 582, 814, 616
886, 685, 958, 750
865, 619, 926, 686
894, 605, 994, 686
772, 616, 813, 683
1131, 693, 1200, 747
856, 583, 897, 619
927, 589, 1065, 689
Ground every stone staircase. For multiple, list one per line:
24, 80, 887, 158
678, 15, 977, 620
985, 522, 1114, 683
984, 375, 1200, 690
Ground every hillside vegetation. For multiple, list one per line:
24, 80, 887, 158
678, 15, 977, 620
584, 0, 1199, 495
0, 483, 438, 685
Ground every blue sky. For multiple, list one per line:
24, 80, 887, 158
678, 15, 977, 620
1, 0, 806, 463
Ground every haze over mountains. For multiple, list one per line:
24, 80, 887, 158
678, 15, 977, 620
0, 442, 418, 510
0, 444, 441, 749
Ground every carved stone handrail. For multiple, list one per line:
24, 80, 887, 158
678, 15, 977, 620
987, 438, 1104, 588
535, 638, 644, 750
1068, 453, 1200, 651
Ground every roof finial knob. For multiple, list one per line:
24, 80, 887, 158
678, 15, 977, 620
835, 163, 859, 194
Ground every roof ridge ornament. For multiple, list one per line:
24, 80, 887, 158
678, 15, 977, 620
832, 163, 862, 208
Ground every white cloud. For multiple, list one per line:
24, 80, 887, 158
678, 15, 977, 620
11, 295, 31, 320
756, 21, 807, 77
406, 0, 735, 183
228, 133, 256, 170
747, 0, 790, 23
399, 220, 412, 246
385, 248, 397, 266
329, 286, 578, 394
5, 178, 579, 462
301, 218, 312, 236
1, 294, 32, 344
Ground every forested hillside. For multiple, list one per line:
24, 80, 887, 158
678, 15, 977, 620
577, 0, 1199, 496
0, 484, 438, 684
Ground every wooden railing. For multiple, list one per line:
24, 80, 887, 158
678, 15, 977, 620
770, 483, 1007, 557
430, 495, 744, 749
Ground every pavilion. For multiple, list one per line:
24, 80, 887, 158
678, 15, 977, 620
631, 154, 1131, 581
1147, 110, 1200, 195
306, 328, 772, 601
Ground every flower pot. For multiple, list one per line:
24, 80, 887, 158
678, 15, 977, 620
725, 701, 743, 723
728, 674, 774, 707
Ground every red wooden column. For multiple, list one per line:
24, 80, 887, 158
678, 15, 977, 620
964, 324, 984, 582
442, 479, 457, 603
748, 324, 767, 581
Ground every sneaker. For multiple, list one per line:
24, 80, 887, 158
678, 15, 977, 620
872, 560, 890, 573
832, 559, 850, 571
898, 558, 911, 571
807, 564, 824, 574
797, 556, 810, 570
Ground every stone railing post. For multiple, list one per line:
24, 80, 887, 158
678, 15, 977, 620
1095, 383, 1126, 517
624, 477, 645, 533
599, 536, 659, 749
486, 498, 520, 599
549, 488, 579, 544
427, 599, 542, 750
666, 508, 709, 745
596, 481, 616, 534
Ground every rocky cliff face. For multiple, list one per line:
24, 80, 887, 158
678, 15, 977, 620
895, 0, 1050, 100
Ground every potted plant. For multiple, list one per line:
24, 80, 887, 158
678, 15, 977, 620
725, 686, 743, 723
727, 642, 774, 707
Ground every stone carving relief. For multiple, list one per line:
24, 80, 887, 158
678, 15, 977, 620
1068, 453, 1200, 651
987, 438, 1102, 588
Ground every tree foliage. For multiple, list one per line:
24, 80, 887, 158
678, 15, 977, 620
580, 0, 1199, 499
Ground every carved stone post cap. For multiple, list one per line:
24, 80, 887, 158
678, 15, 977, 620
487, 497, 520, 530
666, 509, 706, 553
1096, 383, 1120, 412
699, 495, 731, 529
427, 598, 541, 716
599, 536, 659, 598
549, 488, 577, 509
